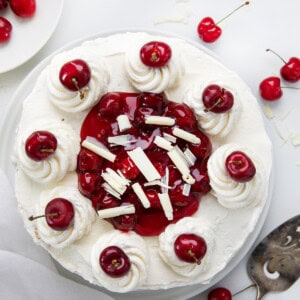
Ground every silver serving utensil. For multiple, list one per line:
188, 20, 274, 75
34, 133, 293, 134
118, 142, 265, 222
247, 215, 300, 300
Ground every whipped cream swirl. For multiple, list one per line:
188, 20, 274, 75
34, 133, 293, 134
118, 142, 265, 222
185, 82, 241, 137
35, 186, 96, 249
16, 119, 79, 184
124, 41, 183, 93
207, 144, 266, 209
91, 231, 149, 292
159, 217, 215, 277
47, 48, 110, 113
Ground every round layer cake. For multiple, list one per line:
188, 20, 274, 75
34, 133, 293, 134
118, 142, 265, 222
14, 32, 272, 293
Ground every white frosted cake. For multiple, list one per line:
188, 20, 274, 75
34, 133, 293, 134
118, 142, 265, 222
14, 32, 272, 293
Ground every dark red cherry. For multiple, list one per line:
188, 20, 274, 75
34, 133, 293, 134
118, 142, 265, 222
134, 106, 156, 127
111, 212, 137, 231
115, 154, 140, 180
78, 172, 102, 198
208, 287, 232, 300
140, 41, 172, 68
137, 92, 166, 113
197, 17, 222, 43
97, 193, 119, 209
0, 0, 8, 10
98, 93, 124, 118
145, 189, 161, 209
25, 131, 57, 161
59, 59, 91, 92
166, 103, 196, 130
188, 130, 212, 160
174, 233, 207, 264
259, 76, 282, 101
28, 198, 74, 231
77, 148, 102, 173
225, 151, 256, 182
0, 17, 12, 43
191, 161, 211, 194
10, 0, 36, 18
202, 84, 234, 113
100, 246, 131, 278
169, 184, 195, 207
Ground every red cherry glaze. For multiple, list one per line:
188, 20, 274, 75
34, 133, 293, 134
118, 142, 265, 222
174, 233, 207, 264
98, 92, 124, 118
259, 77, 282, 101
208, 287, 232, 300
197, 17, 222, 43
59, 59, 91, 92
202, 84, 234, 113
0, 0, 8, 10
281, 57, 300, 83
10, 0, 36, 18
191, 161, 211, 194
25, 131, 57, 161
0, 17, 12, 43
225, 151, 256, 182
78, 172, 102, 198
45, 198, 74, 231
140, 41, 172, 68
77, 148, 102, 173
79, 92, 211, 236
100, 246, 131, 278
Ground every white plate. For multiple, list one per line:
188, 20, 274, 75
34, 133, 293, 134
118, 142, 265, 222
0, 0, 64, 74
0, 29, 273, 299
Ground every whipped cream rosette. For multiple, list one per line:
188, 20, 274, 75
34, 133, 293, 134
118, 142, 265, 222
124, 40, 183, 93
16, 119, 79, 184
47, 47, 110, 113
159, 217, 215, 277
185, 81, 241, 137
91, 231, 149, 292
34, 186, 96, 249
208, 143, 266, 209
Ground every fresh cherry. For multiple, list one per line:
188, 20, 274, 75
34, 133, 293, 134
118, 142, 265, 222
59, 59, 91, 98
202, 84, 234, 113
259, 76, 282, 101
197, 1, 250, 43
0, 0, 8, 10
174, 233, 207, 264
100, 246, 131, 277
138, 92, 166, 114
225, 151, 256, 182
98, 93, 124, 118
208, 287, 232, 300
266, 49, 300, 83
0, 17, 12, 43
28, 198, 74, 231
78, 172, 102, 198
10, 0, 36, 18
140, 41, 172, 68
25, 131, 57, 161
77, 148, 102, 173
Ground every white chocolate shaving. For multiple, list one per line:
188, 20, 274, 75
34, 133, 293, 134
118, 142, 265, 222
184, 148, 197, 166
101, 170, 127, 196
173, 127, 200, 144
144, 180, 171, 189
145, 116, 175, 126
132, 183, 150, 209
182, 183, 191, 196
117, 114, 132, 132
102, 183, 121, 199
97, 205, 135, 219
108, 134, 136, 146
163, 132, 177, 143
158, 193, 173, 220
154, 136, 173, 151
262, 105, 274, 120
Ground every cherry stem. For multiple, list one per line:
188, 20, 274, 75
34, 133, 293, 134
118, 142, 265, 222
151, 52, 158, 62
204, 98, 222, 112
112, 259, 120, 267
40, 148, 54, 153
232, 283, 256, 297
228, 160, 242, 166
72, 77, 85, 100
188, 249, 201, 265
281, 86, 300, 90
266, 48, 287, 64
28, 212, 58, 221
216, 1, 250, 25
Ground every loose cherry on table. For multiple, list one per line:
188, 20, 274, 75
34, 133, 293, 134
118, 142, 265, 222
59, 59, 91, 99
197, 1, 250, 43
0, 16, 12, 43
266, 49, 300, 83
202, 84, 234, 113
28, 198, 75, 231
208, 287, 232, 300
10, 0, 36, 18
0, 0, 8, 10
140, 41, 172, 68
259, 76, 283, 101
174, 233, 207, 264
25, 131, 57, 161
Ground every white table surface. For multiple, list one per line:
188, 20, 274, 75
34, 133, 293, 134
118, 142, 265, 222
1, 0, 299, 299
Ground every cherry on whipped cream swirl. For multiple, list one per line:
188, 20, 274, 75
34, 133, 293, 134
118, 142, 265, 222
124, 40, 183, 93
17, 120, 79, 184
35, 186, 96, 249
47, 48, 110, 113
185, 82, 241, 137
207, 144, 266, 209
91, 231, 149, 292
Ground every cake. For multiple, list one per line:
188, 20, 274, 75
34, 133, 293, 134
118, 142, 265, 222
14, 32, 272, 293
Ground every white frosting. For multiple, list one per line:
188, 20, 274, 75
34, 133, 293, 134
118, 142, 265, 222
185, 81, 241, 137
91, 231, 148, 292
35, 186, 96, 249
124, 40, 183, 93
159, 217, 215, 277
16, 119, 79, 184
47, 48, 110, 113
207, 143, 266, 209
